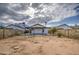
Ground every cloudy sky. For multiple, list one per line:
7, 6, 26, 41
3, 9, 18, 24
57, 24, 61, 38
0, 3, 79, 26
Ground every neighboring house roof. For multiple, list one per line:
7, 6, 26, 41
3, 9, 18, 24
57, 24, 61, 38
6, 24, 24, 30
74, 25, 79, 29
57, 24, 72, 29
5, 23, 30, 30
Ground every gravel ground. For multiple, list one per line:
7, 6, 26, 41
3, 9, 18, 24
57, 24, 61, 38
0, 36, 79, 55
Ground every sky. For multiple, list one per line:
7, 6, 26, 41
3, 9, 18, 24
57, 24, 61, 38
0, 3, 79, 26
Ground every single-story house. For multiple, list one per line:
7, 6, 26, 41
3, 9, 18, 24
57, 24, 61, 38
29, 24, 48, 35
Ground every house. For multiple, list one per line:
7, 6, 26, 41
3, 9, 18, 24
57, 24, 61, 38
30, 24, 48, 35
56, 24, 72, 30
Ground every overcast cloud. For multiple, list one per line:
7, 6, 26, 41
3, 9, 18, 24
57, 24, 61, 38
0, 3, 79, 24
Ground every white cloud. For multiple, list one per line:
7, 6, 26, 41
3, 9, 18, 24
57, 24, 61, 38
7, 19, 25, 23
10, 3, 79, 21
35, 3, 78, 21
25, 7, 35, 18
0, 3, 79, 24
48, 19, 61, 23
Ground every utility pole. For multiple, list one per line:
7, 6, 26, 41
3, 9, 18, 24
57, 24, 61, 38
75, 24, 77, 32
45, 21, 47, 35
23, 22, 26, 36
45, 21, 47, 27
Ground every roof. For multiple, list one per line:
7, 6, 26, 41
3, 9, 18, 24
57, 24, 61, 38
31, 24, 46, 27
29, 24, 50, 29
57, 24, 72, 29
6, 24, 24, 30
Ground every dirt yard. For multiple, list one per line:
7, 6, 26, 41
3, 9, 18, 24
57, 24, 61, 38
0, 35, 79, 55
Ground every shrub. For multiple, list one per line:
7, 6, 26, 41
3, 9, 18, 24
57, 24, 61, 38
48, 29, 52, 34
14, 31, 21, 36
24, 30, 30, 33
69, 33, 79, 40
57, 32, 62, 37
49, 27, 57, 35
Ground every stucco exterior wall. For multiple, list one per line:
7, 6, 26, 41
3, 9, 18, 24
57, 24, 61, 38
31, 28, 48, 35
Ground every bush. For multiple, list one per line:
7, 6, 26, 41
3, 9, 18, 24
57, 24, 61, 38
69, 33, 79, 40
24, 30, 30, 33
48, 29, 52, 34
14, 31, 21, 36
57, 32, 62, 37
48, 27, 57, 35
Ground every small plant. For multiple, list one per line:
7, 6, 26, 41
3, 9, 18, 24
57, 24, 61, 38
14, 31, 21, 36
57, 32, 62, 37
51, 27, 57, 35
69, 33, 79, 40
48, 29, 52, 35
24, 30, 29, 33
48, 27, 58, 35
